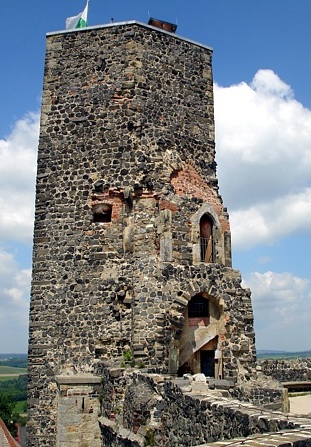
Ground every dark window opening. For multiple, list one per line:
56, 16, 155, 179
188, 295, 209, 318
93, 203, 112, 223
200, 214, 214, 262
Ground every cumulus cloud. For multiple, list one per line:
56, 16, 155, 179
230, 187, 311, 248
243, 271, 311, 351
0, 249, 30, 352
214, 69, 311, 249
0, 112, 39, 244
251, 69, 294, 99
0, 112, 38, 351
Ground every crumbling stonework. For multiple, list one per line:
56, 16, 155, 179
28, 21, 257, 446
96, 368, 310, 447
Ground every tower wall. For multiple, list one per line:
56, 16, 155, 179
28, 22, 256, 446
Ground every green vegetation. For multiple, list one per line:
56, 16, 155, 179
144, 427, 155, 446
289, 392, 310, 397
0, 374, 28, 435
0, 355, 27, 369
0, 393, 25, 436
137, 360, 146, 369
121, 349, 136, 368
0, 375, 28, 402
0, 365, 27, 375
14, 400, 27, 414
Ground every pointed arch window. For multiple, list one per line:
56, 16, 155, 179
200, 214, 214, 262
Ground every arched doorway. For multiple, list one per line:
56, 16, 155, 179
178, 293, 222, 377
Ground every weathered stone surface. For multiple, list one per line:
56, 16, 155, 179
258, 358, 311, 382
97, 368, 311, 447
28, 21, 257, 447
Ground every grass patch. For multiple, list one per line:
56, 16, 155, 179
0, 366, 27, 375
14, 400, 27, 414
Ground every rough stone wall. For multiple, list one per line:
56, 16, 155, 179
28, 22, 256, 446
97, 369, 311, 447
228, 379, 288, 411
257, 358, 311, 382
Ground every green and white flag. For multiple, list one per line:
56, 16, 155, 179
66, 1, 89, 30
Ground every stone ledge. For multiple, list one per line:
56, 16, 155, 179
198, 428, 311, 446
55, 375, 102, 385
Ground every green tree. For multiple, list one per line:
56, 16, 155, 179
0, 392, 17, 435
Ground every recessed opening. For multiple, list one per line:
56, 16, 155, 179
92, 203, 112, 223
200, 214, 214, 262
188, 295, 209, 318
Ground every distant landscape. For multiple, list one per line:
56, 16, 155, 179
256, 349, 311, 360
0, 353, 27, 435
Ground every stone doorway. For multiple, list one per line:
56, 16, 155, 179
177, 292, 224, 377
200, 350, 215, 377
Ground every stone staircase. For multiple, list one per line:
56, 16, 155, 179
179, 324, 217, 366
171, 376, 311, 446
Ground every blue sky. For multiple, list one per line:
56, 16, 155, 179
0, 0, 310, 353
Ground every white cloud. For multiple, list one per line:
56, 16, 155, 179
0, 249, 30, 352
0, 112, 38, 352
243, 271, 311, 351
230, 187, 311, 248
0, 112, 39, 244
214, 69, 311, 249
251, 69, 293, 99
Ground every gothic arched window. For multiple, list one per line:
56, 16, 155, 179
200, 214, 214, 262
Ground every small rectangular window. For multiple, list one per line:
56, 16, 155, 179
92, 203, 112, 223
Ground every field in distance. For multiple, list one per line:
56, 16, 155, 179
0, 365, 27, 375
0, 354, 27, 380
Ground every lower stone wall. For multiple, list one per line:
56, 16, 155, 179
257, 358, 311, 382
228, 376, 288, 411
97, 368, 311, 447
201, 429, 311, 447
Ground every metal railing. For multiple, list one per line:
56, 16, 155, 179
200, 237, 213, 262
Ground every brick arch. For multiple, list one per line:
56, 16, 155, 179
192, 203, 221, 228
169, 278, 225, 337
176, 290, 224, 376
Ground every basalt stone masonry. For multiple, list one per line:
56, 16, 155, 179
258, 358, 311, 383
96, 369, 310, 447
28, 21, 256, 446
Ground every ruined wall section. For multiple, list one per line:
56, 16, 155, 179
258, 358, 311, 382
97, 369, 311, 447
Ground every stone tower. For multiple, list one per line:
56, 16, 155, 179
28, 20, 256, 446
